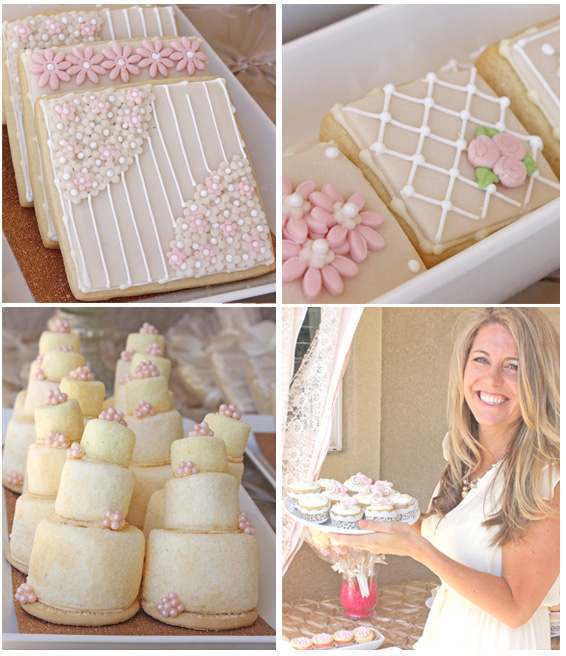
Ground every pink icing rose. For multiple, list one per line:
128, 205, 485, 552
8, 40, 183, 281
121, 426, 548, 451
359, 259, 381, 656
170, 37, 207, 75
92, 97, 110, 115
98, 144, 116, 162
340, 496, 360, 507
136, 39, 175, 77
56, 103, 76, 121
66, 46, 105, 85
73, 172, 92, 191
493, 155, 527, 188
101, 44, 141, 83
28, 49, 71, 90
467, 134, 501, 169
99, 408, 127, 426
205, 176, 224, 196
492, 132, 526, 160
157, 592, 184, 618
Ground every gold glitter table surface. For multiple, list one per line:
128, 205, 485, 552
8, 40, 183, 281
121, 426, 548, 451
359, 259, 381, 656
282, 580, 560, 649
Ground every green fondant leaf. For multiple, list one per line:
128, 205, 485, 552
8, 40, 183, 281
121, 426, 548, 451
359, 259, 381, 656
522, 154, 537, 175
475, 167, 500, 189
475, 126, 500, 138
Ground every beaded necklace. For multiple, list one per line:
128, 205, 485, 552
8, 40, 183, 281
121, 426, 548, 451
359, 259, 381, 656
461, 452, 507, 498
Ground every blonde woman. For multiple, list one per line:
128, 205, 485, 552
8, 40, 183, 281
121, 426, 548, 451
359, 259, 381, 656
330, 308, 559, 650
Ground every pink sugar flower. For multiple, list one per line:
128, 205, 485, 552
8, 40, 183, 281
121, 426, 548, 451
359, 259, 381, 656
219, 220, 238, 239
45, 389, 67, 405
13, 23, 32, 40
170, 37, 207, 75
188, 421, 214, 437
238, 179, 254, 198
189, 213, 207, 233
158, 592, 185, 618
28, 49, 71, 91
243, 232, 264, 253
205, 176, 224, 196
73, 171, 92, 191
282, 177, 313, 243
198, 243, 216, 260
175, 460, 199, 477
238, 511, 256, 535
61, 140, 80, 158
101, 43, 141, 83
80, 22, 98, 38
493, 155, 527, 188
166, 247, 187, 268
140, 322, 159, 334
126, 87, 146, 105
492, 133, 526, 160
56, 103, 76, 122
45, 19, 62, 35
467, 134, 501, 169
145, 343, 163, 356
14, 583, 36, 605
131, 360, 160, 379
99, 408, 127, 426
66, 46, 105, 85
6, 471, 24, 487
98, 144, 116, 162
135, 400, 155, 419
121, 349, 134, 362
102, 509, 125, 531
92, 97, 110, 115
136, 39, 175, 77
308, 184, 384, 263
219, 403, 242, 420
282, 237, 358, 300
69, 365, 94, 381
67, 441, 84, 459
127, 112, 143, 130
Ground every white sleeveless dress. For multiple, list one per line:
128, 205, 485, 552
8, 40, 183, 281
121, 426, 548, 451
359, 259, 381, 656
415, 456, 559, 650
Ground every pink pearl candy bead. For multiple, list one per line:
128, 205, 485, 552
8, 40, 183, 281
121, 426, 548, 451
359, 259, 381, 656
15, 583, 37, 604
157, 592, 185, 618
66, 442, 84, 459
144, 342, 163, 356
102, 509, 125, 531
188, 421, 214, 437
99, 408, 127, 426
119, 374, 131, 385
46, 430, 70, 448
175, 460, 199, 477
33, 368, 46, 381
6, 470, 23, 486
51, 318, 70, 333
45, 389, 67, 405
135, 400, 155, 419
238, 511, 256, 535
57, 344, 74, 352
120, 349, 134, 362
131, 360, 160, 379
69, 365, 94, 381
219, 403, 242, 420
140, 322, 159, 334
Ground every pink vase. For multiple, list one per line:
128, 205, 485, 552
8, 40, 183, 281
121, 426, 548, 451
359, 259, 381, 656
340, 572, 378, 619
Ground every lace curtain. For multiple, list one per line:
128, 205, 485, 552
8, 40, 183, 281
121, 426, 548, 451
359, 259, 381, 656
282, 307, 363, 574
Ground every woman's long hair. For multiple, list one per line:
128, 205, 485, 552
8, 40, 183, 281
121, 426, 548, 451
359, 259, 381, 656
429, 308, 559, 546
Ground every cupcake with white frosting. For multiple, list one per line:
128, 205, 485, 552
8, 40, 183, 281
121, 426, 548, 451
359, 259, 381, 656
288, 478, 322, 501
389, 491, 419, 521
354, 490, 380, 509
323, 481, 350, 505
365, 497, 398, 522
316, 478, 342, 492
343, 472, 373, 496
297, 493, 331, 523
329, 497, 364, 529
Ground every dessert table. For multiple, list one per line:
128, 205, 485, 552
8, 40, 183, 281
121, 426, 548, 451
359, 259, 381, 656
282, 580, 560, 650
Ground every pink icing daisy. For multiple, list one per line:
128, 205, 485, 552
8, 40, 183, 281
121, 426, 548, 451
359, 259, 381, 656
170, 37, 207, 75
45, 19, 62, 35
219, 220, 238, 239
61, 140, 80, 158
28, 49, 71, 90
189, 213, 207, 233
136, 39, 175, 78
243, 232, 264, 253
56, 103, 76, 122
98, 144, 116, 162
308, 184, 384, 262
166, 247, 187, 268
80, 22, 98, 39
127, 112, 144, 130
58, 344, 74, 352
238, 180, 254, 198
205, 176, 224, 196
92, 97, 110, 115
73, 171, 92, 191
198, 244, 216, 260
66, 46, 105, 85
126, 88, 146, 105
13, 23, 32, 40
101, 43, 142, 83
282, 178, 313, 243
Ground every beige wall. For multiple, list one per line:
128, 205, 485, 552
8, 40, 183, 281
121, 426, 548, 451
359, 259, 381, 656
283, 306, 559, 602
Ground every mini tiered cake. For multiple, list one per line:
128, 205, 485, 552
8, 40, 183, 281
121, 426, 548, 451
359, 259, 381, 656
5, 389, 84, 573
3, 318, 84, 493
142, 422, 259, 629
16, 409, 145, 626
60, 365, 105, 422
203, 404, 252, 484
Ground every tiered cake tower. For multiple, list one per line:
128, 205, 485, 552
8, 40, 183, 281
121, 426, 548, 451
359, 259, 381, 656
5, 388, 84, 573
16, 409, 145, 626
141, 422, 259, 629
3, 319, 84, 493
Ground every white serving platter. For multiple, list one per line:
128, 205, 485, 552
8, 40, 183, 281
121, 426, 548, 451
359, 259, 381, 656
282, 4, 560, 304
2, 408, 276, 649
283, 629, 386, 650
2, 4, 275, 304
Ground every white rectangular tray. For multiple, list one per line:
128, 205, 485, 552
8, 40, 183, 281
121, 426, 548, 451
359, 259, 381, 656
282, 4, 560, 303
2, 408, 276, 648
2, 4, 275, 304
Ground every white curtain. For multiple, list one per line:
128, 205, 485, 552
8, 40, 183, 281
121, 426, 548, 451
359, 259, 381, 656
281, 307, 363, 575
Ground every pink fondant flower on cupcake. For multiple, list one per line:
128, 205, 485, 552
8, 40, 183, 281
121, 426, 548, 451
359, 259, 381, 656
102, 509, 125, 531
126, 87, 146, 105
170, 37, 207, 75
99, 408, 127, 426
66, 46, 105, 84
188, 421, 214, 437
136, 39, 175, 77
135, 400, 155, 419
166, 247, 187, 268
127, 112, 144, 130
56, 103, 76, 122
175, 460, 199, 477
13, 22, 32, 40
45, 19, 62, 35
14, 583, 36, 605
282, 237, 358, 300
73, 171, 92, 191
101, 43, 141, 82
238, 179, 254, 198
45, 389, 67, 405
205, 176, 224, 196
158, 592, 185, 618
219, 403, 242, 420
282, 177, 313, 243
189, 213, 207, 233
91, 97, 110, 115
61, 140, 81, 158
28, 49, 71, 90
98, 144, 116, 162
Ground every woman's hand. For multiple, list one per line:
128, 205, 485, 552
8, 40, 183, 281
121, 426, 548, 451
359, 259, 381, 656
328, 519, 423, 558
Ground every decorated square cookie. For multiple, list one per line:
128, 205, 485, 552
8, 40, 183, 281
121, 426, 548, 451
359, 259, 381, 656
282, 142, 424, 302
321, 67, 559, 268
2, 5, 179, 208
475, 17, 560, 177
34, 77, 275, 301
18, 35, 209, 248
